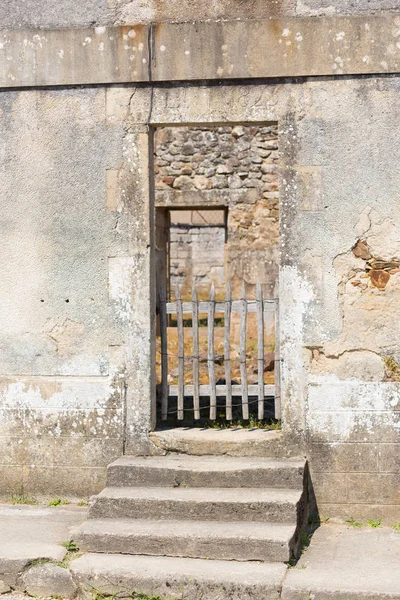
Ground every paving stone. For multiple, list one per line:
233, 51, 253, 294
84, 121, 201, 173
22, 564, 77, 599
282, 523, 400, 599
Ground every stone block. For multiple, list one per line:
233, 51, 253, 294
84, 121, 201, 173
0, 409, 25, 437
317, 503, 399, 524
105, 87, 132, 126
24, 408, 89, 437
306, 409, 400, 443
0, 466, 24, 498
22, 563, 77, 599
379, 443, 400, 473
298, 165, 323, 211
106, 169, 120, 211
347, 473, 399, 504
22, 466, 106, 497
309, 443, 379, 473
309, 472, 349, 504
53, 437, 122, 467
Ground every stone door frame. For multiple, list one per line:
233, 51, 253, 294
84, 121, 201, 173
120, 83, 308, 455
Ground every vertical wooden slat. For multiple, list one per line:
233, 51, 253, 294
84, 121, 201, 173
224, 282, 232, 421
274, 297, 281, 419
176, 283, 184, 420
192, 282, 200, 420
240, 280, 249, 420
159, 283, 169, 420
208, 282, 217, 420
256, 282, 264, 420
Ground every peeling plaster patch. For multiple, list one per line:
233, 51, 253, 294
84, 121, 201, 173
44, 319, 85, 357
307, 381, 400, 441
309, 348, 385, 381
0, 377, 115, 411
321, 209, 400, 363
127, 29, 137, 39
160, 45, 166, 52
95, 27, 106, 35
336, 32, 345, 41
280, 266, 313, 432
282, 28, 291, 37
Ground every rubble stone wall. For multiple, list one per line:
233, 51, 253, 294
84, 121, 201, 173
154, 125, 279, 299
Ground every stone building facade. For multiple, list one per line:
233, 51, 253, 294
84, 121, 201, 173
0, 1, 399, 522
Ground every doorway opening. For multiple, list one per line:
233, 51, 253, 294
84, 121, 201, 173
153, 124, 280, 428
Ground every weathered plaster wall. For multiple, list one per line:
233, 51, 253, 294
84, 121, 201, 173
0, 0, 398, 29
144, 80, 400, 521
0, 87, 144, 499
2, 77, 399, 517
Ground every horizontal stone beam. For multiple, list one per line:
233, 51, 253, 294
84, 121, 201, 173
1, 15, 400, 87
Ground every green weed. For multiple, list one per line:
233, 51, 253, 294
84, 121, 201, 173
346, 517, 363, 528
93, 592, 167, 600
11, 493, 38, 505
48, 498, 70, 506
392, 522, 400, 531
77, 500, 88, 506
62, 540, 79, 552
367, 518, 382, 528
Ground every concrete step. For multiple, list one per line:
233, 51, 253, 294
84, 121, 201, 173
107, 455, 305, 489
150, 427, 292, 457
74, 518, 295, 562
88, 486, 303, 523
70, 553, 287, 600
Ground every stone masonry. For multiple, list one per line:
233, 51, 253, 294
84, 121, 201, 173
154, 125, 279, 299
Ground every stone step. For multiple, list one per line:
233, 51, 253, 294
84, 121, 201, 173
74, 518, 295, 562
150, 427, 291, 457
88, 486, 303, 523
107, 455, 305, 489
70, 553, 287, 600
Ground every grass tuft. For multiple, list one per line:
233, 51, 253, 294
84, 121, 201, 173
62, 540, 79, 552
367, 518, 382, 528
11, 493, 38, 506
346, 517, 363, 528
48, 498, 70, 507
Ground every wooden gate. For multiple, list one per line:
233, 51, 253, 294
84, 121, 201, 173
157, 281, 280, 422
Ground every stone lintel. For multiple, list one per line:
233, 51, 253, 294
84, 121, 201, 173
1, 15, 400, 88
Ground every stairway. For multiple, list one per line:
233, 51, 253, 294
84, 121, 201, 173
72, 453, 308, 600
